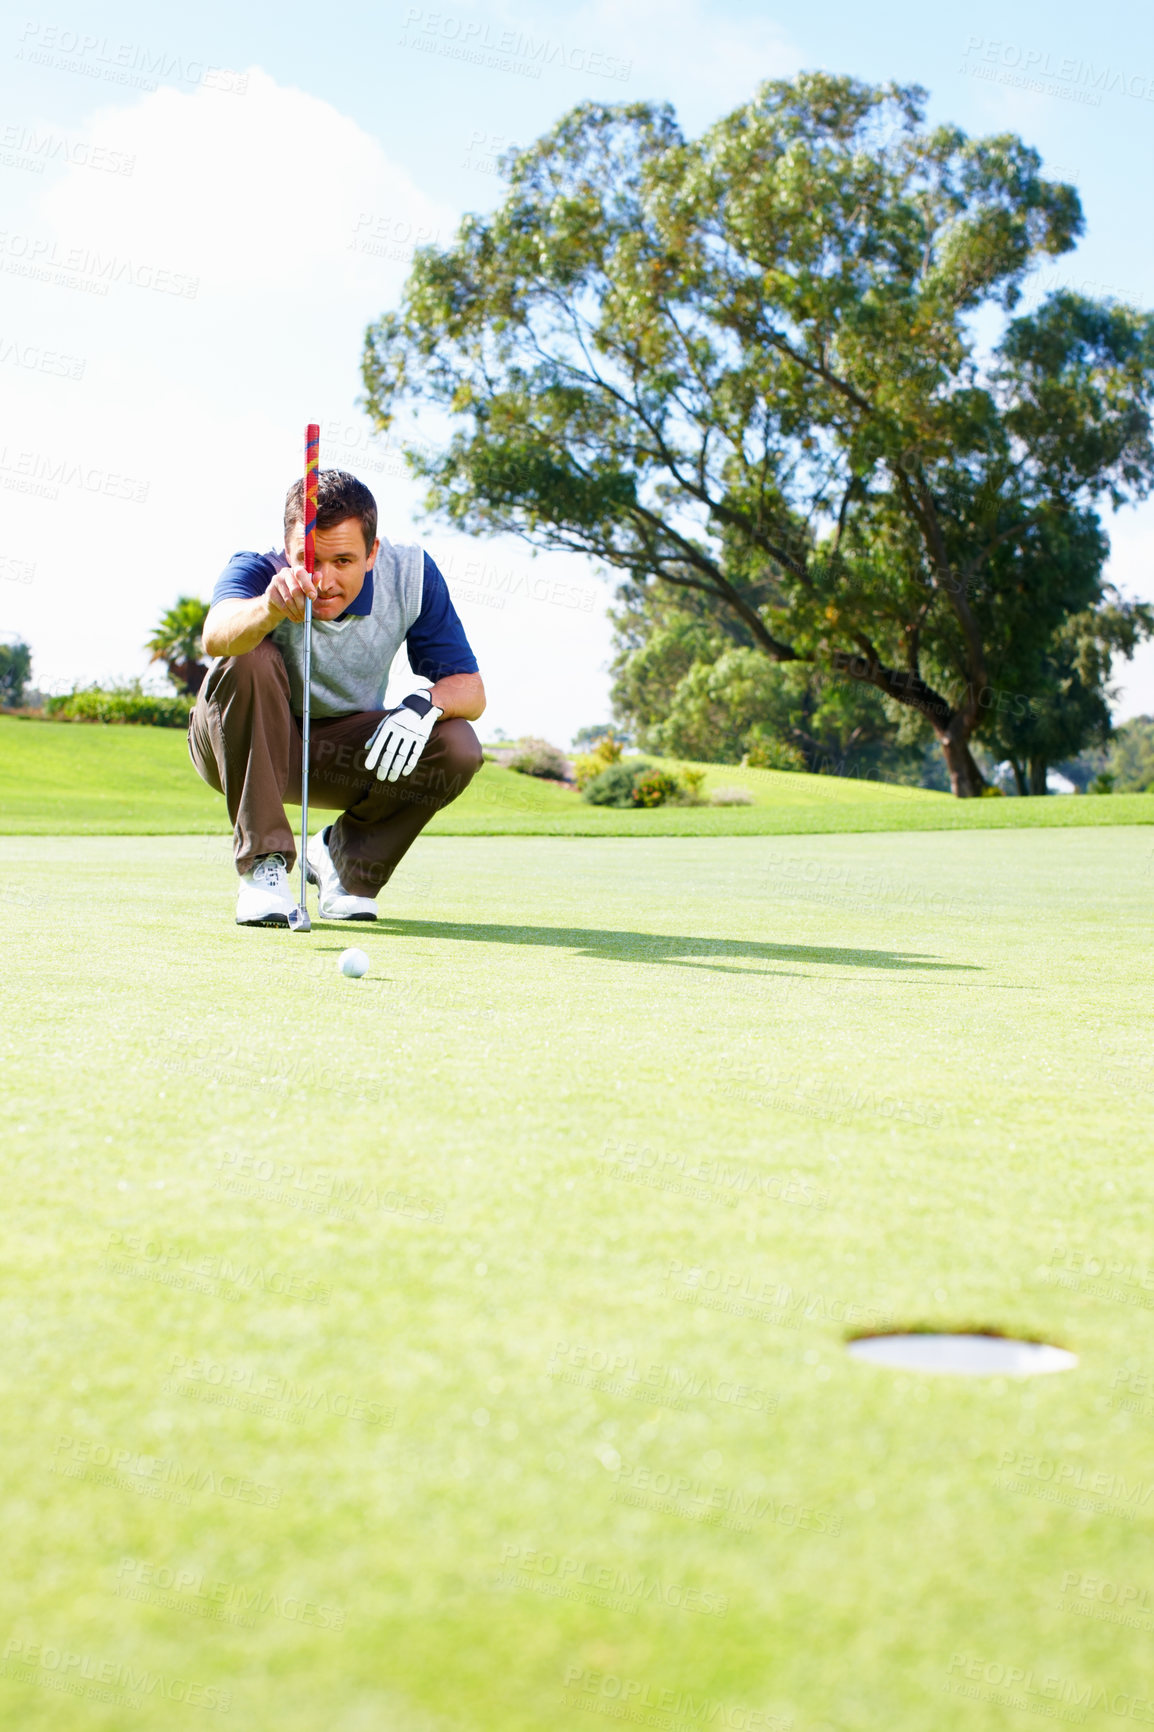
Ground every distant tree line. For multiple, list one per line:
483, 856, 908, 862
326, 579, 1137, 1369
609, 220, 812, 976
1, 597, 209, 723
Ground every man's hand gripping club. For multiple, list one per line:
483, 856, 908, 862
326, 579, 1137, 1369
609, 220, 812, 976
365, 692, 444, 782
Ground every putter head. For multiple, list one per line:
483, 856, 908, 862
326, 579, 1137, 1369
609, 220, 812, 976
287, 905, 311, 933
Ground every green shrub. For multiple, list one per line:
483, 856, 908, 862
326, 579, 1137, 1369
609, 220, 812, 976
583, 760, 699, 808
507, 736, 570, 779
573, 731, 625, 790
583, 760, 654, 806
632, 766, 682, 807
45, 682, 193, 727
678, 767, 706, 805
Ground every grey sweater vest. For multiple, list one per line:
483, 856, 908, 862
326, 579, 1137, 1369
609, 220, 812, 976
271, 539, 425, 718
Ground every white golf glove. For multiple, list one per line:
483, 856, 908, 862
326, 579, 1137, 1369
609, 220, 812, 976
365, 692, 443, 782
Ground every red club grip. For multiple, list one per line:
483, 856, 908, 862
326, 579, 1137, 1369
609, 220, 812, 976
304, 423, 319, 577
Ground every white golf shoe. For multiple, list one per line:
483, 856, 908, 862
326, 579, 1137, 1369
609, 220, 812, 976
306, 827, 378, 921
236, 852, 297, 927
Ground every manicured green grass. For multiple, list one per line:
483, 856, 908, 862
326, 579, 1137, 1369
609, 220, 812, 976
0, 715, 224, 834
4, 827, 1153, 1729
2, 715, 1152, 835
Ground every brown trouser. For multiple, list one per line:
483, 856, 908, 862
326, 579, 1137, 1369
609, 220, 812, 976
188, 639, 483, 895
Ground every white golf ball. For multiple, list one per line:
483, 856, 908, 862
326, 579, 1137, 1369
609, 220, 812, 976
337, 947, 370, 978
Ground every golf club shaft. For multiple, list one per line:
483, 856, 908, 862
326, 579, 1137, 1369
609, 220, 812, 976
300, 595, 312, 911
299, 423, 320, 913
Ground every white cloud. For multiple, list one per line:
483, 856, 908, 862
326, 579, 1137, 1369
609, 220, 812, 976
0, 68, 615, 743
38, 71, 442, 297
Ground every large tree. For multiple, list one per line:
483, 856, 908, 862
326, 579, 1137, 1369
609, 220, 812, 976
981, 591, 1152, 794
362, 73, 1154, 794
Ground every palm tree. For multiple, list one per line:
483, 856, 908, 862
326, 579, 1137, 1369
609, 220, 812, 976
147, 597, 210, 695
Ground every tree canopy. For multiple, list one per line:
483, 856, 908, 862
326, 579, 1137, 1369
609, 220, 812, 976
1106, 716, 1154, 793
608, 580, 931, 780
362, 72, 1154, 794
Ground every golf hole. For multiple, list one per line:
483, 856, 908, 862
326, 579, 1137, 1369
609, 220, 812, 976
846, 1332, 1077, 1377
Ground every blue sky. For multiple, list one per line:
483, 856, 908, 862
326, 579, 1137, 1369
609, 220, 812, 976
2, 0, 1152, 739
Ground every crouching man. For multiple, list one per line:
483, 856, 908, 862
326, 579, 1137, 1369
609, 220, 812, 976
190, 468, 485, 926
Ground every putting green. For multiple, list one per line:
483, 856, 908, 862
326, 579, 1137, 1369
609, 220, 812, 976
2, 716, 1152, 836
4, 828, 1152, 1730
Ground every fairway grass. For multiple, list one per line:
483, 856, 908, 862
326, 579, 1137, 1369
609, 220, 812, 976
4, 827, 1153, 1730
2, 715, 1152, 836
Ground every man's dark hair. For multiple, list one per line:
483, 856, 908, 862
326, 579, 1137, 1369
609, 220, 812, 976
284, 469, 378, 555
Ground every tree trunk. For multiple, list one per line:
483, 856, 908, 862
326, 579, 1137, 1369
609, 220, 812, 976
168, 657, 209, 696
829, 648, 986, 797
940, 734, 987, 798
1028, 755, 1049, 795
1009, 756, 1028, 797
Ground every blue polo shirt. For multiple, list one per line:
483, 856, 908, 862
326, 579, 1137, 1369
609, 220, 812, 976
211, 548, 478, 685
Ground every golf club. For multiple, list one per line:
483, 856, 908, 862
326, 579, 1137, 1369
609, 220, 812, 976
287, 421, 319, 932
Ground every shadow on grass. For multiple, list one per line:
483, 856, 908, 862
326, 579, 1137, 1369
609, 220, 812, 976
375, 918, 977, 974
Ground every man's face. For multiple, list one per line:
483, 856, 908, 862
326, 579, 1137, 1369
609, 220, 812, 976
284, 516, 379, 622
